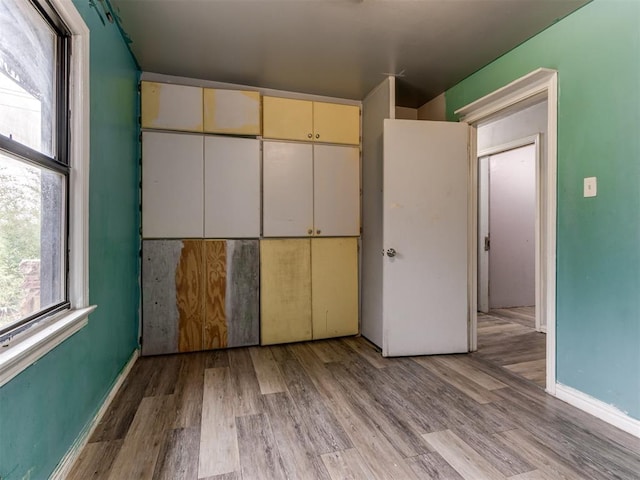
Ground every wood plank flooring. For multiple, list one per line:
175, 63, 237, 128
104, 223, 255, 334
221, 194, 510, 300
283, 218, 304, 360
69, 335, 640, 480
477, 307, 546, 387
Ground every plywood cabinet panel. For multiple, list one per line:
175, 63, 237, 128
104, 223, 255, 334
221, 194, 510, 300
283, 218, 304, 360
260, 239, 312, 345
142, 239, 259, 355
176, 240, 205, 352
204, 136, 261, 238
313, 102, 360, 145
262, 97, 313, 141
314, 145, 361, 236
141, 81, 203, 132
203, 89, 261, 135
142, 132, 204, 238
311, 238, 359, 339
263, 141, 314, 237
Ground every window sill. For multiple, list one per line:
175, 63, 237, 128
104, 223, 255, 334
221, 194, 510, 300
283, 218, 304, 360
0, 306, 96, 387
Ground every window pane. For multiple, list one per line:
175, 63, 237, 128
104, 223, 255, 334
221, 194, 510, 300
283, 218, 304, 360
0, 151, 65, 329
0, 0, 56, 157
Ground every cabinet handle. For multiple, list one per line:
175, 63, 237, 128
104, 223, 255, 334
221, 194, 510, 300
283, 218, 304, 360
315, 134, 320, 139
307, 228, 313, 235
316, 229, 321, 235
307, 133, 312, 139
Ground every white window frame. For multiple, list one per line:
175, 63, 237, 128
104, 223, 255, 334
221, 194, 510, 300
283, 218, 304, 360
0, 0, 94, 387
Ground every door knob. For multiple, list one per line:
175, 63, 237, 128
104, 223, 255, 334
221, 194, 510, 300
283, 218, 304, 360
386, 248, 397, 258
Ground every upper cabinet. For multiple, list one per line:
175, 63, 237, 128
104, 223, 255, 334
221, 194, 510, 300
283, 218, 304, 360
141, 82, 203, 132
313, 101, 360, 145
141, 81, 262, 135
263, 96, 360, 145
203, 89, 261, 135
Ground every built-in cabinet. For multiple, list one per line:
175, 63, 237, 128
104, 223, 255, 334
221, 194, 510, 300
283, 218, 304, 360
142, 132, 261, 239
263, 96, 360, 145
142, 239, 260, 356
263, 142, 360, 237
140, 79, 362, 355
260, 238, 358, 345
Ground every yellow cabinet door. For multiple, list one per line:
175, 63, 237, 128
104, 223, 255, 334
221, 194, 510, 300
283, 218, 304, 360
203, 89, 261, 135
141, 81, 203, 132
262, 96, 313, 141
260, 239, 312, 345
313, 102, 360, 145
311, 238, 359, 339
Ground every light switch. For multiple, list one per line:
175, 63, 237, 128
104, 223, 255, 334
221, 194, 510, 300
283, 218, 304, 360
584, 177, 597, 197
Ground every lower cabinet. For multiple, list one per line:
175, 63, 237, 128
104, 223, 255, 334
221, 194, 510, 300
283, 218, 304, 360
142, 239, 259, 355
260, 237, 359, 345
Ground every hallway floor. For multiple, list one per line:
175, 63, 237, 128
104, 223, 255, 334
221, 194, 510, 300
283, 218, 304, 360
477, 306, 546, 387
68, 333, 639, 479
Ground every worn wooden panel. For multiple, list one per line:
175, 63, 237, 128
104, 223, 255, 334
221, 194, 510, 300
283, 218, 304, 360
203, 89, 261, 135
226, 240, 260, 347
177, 240, 204, 352
262, 96, 313, 141
198, 367, 240, 478
152, 427, 199, 480
204, 240, 227, 349
313, 101, 360, 145
260, 239, 312, 345
141, 81, 203, 132
311, 238, 359, 339
423, 429, 507, 480
142, 240, 182, 356
107, 395, 176, 480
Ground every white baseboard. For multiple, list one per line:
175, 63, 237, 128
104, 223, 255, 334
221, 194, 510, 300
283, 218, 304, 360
555, 383, 640, 438
49, 349, 139, 479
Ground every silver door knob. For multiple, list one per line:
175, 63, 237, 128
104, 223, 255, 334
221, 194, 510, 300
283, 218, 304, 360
386, 248, 397, 258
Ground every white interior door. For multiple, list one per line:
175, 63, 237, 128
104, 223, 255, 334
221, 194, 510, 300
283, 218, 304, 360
204, 136, 260, 238
313, 144, 360, 236
382, 119, 470, 356
263, 141, 313, 237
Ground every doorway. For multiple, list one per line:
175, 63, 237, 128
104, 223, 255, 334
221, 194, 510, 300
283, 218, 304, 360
455, 67, 558, 394
476, 134, 546, 387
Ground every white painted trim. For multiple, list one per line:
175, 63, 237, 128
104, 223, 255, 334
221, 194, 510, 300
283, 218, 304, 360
455, 68, 556, 124
49, 349, 139, 480
467, 126, 478, 351
0, 0, 93, 386
141, 71, 361, 107
389, 76, 396, 119
457, 69, 557, 394
555, 384, 640, 438
477, 134, 539, 158
0, 307, 95, 387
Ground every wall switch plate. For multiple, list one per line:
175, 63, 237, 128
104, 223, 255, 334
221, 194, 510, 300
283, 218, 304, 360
584, 177, 597, 197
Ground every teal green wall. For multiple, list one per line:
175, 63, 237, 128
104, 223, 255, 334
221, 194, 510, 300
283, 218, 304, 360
0, 1, 140, 478
446, 0, 640, 419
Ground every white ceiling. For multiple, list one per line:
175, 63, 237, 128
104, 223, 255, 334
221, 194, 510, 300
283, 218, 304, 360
110, 0, 588, 107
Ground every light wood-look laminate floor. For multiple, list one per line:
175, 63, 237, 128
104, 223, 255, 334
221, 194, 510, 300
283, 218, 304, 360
477, 307, 546, 387
68, 334, 640, 480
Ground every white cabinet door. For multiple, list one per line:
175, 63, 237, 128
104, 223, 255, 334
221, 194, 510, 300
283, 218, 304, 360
263, 141, 313, 237
141, 82, 203, 132
142, 132, 204, 238
204, 136, 261, 238
313, 145, 360, 236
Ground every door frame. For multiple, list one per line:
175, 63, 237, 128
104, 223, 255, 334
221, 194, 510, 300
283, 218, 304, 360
456, 68, 557, 394
477, 135, 542, 331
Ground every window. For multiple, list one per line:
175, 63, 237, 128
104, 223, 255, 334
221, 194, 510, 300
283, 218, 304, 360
0, 0, 70, 337
0, 0, 92, 386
